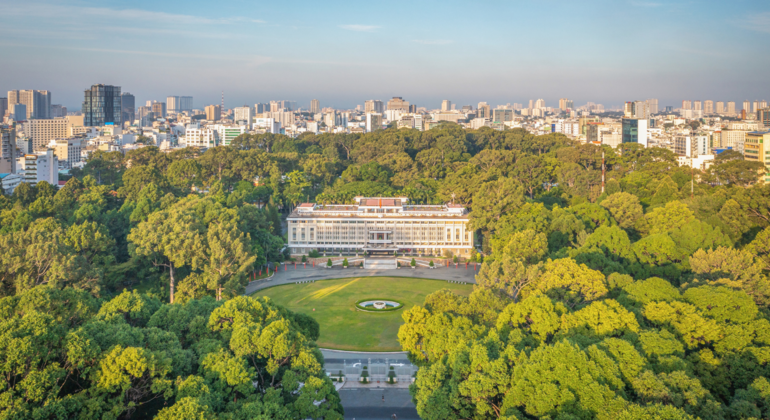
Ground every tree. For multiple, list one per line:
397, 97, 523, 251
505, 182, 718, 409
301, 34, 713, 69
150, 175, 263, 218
469, 177, 525, 233
201, 219, 257, 300
476, 255, 542, 301
600, 192, 643, 229
128, 199, 206, 303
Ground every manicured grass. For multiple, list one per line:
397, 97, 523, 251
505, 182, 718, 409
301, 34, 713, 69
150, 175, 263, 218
253, 276, 473, 352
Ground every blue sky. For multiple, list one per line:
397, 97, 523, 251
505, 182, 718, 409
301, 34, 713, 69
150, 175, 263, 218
1, 0, 768, 111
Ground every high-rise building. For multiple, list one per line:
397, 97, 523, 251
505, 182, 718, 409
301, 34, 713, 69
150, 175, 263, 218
121, 93, 135, 124
682, 100, 692, 110
745, 131, 770, 184
694, 101, 702, 111
255, 103, 269, 114
365, 113, 383, 132
441, 100, 452, 112
528, 100, 534, 109
728, 102, 737, 115
761, 101, 768, 110
744, 101, 752, 112
167, 96, 180, 113
12, 105, 26, 122
23, 118, 69, 151
364, 100, 384, 114
558, 98, 574, 111
757, 109, 770, 128
534, 99, 545, 109
387, 97, 410, 111
408, 104, 417, 113
704, 100, 714, 114
152, 102, 167, 118
179, 96, 193, 112
8, 90, 51, 119
205, 105, 221, 121
0, 98, 7, 119
624, 101, 649, 119
310, 99, 320, 114
622, 118, 648, 147
50, 105, 67, 118
477, 102, 490, 119
83, 84, 121, 127
716, 102, 725, 114
0, 127, 16, 174
234, 106, 254, 126
492, 109, 513, 122
646, 99, 659, 114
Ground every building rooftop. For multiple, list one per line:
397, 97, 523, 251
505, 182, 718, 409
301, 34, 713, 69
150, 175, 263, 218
289, 197, 468, 219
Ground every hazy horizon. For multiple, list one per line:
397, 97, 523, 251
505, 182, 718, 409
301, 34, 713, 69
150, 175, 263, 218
2, 0, 769, 111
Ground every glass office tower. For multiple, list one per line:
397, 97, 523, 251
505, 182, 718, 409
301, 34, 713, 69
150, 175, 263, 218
83, 84, 121, 126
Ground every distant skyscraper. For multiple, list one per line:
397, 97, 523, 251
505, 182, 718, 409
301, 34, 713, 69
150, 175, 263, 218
559, 98, 572, 111
51, 104, 67, 118
646, 99, 659, 114
694, 101, 702, 111
744, 100, 751, 112
441, 100, 452, 112
682, 100, 692, 110
0, 127, 16, 174
704, 100, 714, 114
255, 103, 269, 113
728, 102, 736, 115
205, 105, 221, 121
179, 96, 193, 112
0, 97, 7, 119
716, 101, 725, 114
7, 90, 51, 119
387, 97, 410, 111
167, 96, 180, 113
760, 100, 768, 110
152, 102, 166, 118
82, 84, 121, 127
364, 100, 383, 114
12, 104, 26, 122
534, 99, 545, 109
754, 101, 760, 113
624, 101, 649, 119
121, 92, 135, 124
477, 102, 490, 119
408, 104, 417, 113
310, 99, 320, 114
665, 106, 674, 113
528, 99, 534, 109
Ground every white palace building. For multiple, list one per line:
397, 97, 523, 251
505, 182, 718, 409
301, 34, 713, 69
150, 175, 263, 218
286, 197, 474, 257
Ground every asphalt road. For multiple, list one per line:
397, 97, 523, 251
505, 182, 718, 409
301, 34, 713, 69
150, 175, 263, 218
245, 264, 478, 295
339, 388, 419, 420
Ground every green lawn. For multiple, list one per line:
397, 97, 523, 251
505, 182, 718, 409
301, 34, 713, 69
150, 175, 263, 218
252, 276, 473, 352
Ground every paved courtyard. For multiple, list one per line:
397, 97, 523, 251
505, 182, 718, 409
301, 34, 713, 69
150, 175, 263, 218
245, 262, 478, 295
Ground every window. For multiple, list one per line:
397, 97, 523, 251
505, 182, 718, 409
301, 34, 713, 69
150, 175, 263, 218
292, 228, 296, 241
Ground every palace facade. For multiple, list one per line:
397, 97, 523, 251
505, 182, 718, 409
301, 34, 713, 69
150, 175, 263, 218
286, 197, 473, 256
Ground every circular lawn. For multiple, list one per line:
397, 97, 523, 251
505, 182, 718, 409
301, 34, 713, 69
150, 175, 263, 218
252, 276, 473, 352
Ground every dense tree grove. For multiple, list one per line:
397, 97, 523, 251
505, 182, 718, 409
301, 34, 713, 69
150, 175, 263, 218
4, 124, 770, 418
0, 288, 341, 419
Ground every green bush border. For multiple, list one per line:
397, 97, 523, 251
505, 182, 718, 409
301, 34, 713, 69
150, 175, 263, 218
355, 298, 404, 312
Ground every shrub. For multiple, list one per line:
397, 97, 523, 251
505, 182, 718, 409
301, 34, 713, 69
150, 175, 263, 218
429, 260, 434, 267
309, 250, 321, 258
326, 258, 332, 267
453, 255, 458, 263
301, 255, 307, 262
342, 258, 348, 267
411, 258, 416, 267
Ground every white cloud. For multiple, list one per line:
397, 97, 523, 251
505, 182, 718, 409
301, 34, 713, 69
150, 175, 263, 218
412, 39, 453, 45
3, 2, 265, 25
744, 12, 770, 34
339, 24, 380, 32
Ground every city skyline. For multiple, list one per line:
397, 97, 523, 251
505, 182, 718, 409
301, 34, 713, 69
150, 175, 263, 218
1, 0, 769, 109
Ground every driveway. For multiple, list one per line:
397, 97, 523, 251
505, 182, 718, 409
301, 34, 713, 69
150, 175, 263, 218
245, 264, 478, 295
